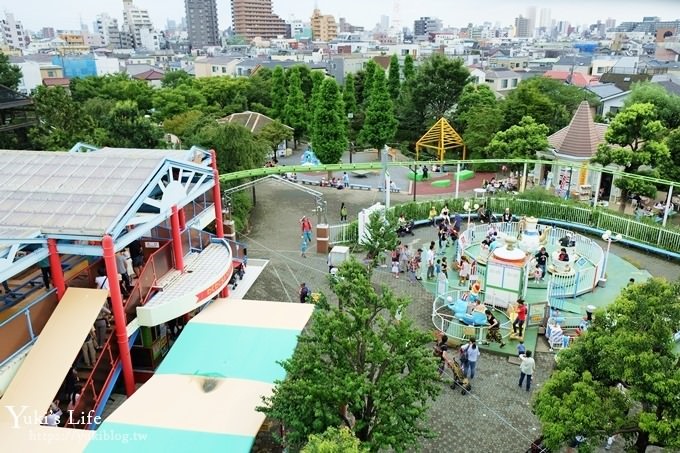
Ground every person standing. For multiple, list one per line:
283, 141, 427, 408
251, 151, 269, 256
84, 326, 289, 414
535, 247, 548, 281
434, 334, 449, 377
128, 239, 144, 277
340, 203, 348, 222
453, 212, 462, 232
94, 306, 111, 348
342, 172, 350, 188
461, 338, 480, 380
115, 251, 131, 295
426, 244, 435, 280
300, 235, 309, 258
300, 216, 313, 243
485, 309, 506, 347
38, 258, 51, 290
399, 244, 410, 273
299, 283, 310, 303
81, 327, 98, 368
518, 351, 536, 392
513, 299, 527, 337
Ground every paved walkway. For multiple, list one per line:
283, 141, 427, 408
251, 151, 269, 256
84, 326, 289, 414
245, 181, 668, 453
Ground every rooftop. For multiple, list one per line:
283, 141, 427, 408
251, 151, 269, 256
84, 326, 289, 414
548, 101, 608, 159
217, 111, 292, 135
585, 83, 627, 99
543, 70, 599, 87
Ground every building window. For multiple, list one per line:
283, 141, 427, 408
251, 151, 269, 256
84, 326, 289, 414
511, 78, 518, 87
222, 67, 226, 73
47, 71, 55, 77
501, 79, 508, 89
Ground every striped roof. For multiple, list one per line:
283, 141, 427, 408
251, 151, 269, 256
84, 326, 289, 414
548, 101, 608, 159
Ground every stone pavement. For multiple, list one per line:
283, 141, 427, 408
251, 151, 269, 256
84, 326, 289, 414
244, 181, 665, 453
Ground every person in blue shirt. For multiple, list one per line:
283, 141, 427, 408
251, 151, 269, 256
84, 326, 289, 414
517, 340, 526, 357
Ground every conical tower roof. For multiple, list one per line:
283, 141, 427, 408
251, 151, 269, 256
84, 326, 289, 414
548, 101, 608, 158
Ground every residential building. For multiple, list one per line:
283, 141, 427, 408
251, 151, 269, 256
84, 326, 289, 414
414, 17, 442, 38
230, 0, 287, 40
185, 0, 220, 48
194, 56, 242, 77
543, 70, 598, 87
123, 0, 158, 49
488, 55, 530, 70
95, 13, 118, 46
525, 6, 537, 34
311, 8, 337, 42
1, 12, 29, 49
42, 28, 56, 39
585, 84, 630, 117
338, 17, 363, 33
133, 68, 165, 87
483, 70, 528, 95
11, 59, 42, 94
552, 55, 593, 75
514, 15, 531, 38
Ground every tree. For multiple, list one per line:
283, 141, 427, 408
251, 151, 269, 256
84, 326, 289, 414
309, 71, 326, 112
257, 120, 293, 152
161, 70, 192, 88
387, 54, 401, 101
402, 54, 415, 83
311, 78, 347, 165
502, 77, 597, 133
0, 53, 22, 90
102, 100, 163, 148
406, 55, 471, 129
259, 259, 440, 452
486, 116, 549, 167
283, 68, 309, 146
360, 211, 398, 267
28, 86, 95, 150
665, 128, 680, 182
625, 82, 680, 129
453, 84, 499, 132
343, 74, 358, 140
359, 70, 397, 149
162, 110, 206, 140
302, 427, 367, 453
151, 86, 206, 120
592, 103, 670, 212
361, 59, 378, 105
534, 278, 680, 453
270, 66, 287, 120
188, 122, 270, 175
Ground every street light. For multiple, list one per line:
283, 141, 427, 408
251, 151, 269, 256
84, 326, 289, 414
600, 230, 622, 285
463, 201, 480, 230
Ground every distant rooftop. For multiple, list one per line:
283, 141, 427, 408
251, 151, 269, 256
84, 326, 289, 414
585, 83, 627, 99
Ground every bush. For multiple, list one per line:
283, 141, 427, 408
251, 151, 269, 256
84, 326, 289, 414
230, 190, 253, 232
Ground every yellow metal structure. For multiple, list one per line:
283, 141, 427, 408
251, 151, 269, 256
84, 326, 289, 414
415, 117, 466, 162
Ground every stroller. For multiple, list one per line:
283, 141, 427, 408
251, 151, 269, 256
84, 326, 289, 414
397, 220, 416, 237
445, 352, 471, 394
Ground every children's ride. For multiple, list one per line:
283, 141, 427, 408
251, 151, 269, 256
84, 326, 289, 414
301, 147, 321, 166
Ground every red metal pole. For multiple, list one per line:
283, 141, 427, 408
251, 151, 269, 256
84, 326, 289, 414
47, 238, 65, 300
210, 149, 224, 239
178, 208, 186, 231
102, 235, 135, 397
171, 205, 185, 271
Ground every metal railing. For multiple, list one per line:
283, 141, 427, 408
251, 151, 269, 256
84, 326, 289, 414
432, 290, 512, 342
328, 223, 358, 245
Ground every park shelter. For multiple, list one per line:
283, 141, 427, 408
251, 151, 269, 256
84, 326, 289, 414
415, 117, 466, 161
218, 110, 294, 152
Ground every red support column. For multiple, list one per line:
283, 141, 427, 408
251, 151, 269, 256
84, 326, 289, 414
47, 239, 66, 300
102, 235, 135, 397
178, 208, 186, 231
210, 149, 224, 239
171, 205, 185, 271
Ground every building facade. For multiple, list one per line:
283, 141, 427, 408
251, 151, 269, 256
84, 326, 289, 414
230, 0, 287, 40
311, 8, 337, 42
413, 17, 442, 38
1, 12, 29, 49
123, 0, 158, 49
185, 0, 220, 48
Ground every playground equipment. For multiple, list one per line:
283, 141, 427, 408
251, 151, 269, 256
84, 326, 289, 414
301, 147, 321, 166
517, 217, 551, 254
416, 117, 467, 162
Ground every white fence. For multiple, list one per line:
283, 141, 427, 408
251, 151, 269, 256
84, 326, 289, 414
328, 223, 357, 245
431, 290, 512, 341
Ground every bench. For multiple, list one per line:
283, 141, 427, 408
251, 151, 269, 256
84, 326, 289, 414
299, 179, 320, 186
377, 187, 401, 193
350, 184, 371, 191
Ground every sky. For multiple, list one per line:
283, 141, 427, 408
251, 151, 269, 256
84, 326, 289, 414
9, 0, 680, 32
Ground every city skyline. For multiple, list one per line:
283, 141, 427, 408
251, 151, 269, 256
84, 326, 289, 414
10, 0, 680, 32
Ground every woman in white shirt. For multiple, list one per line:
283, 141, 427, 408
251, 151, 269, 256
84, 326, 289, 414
519, 351, 536, 392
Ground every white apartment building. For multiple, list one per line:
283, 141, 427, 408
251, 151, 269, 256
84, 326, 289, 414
123, 0, 158, 50
1, 12, 29, 49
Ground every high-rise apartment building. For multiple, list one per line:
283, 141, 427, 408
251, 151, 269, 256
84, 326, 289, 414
605, 18, 616, 30
514, 15, 531, 38
230, 0, 287, 40
539, 8, 551, 29
122, 0, 159, 49
311, 8, 337, 42
0, 12, 29, 49
413, 17, 442, 38
185, 0, 220, 48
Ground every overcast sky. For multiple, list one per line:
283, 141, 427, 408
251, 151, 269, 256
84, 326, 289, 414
11, 0, 680, 32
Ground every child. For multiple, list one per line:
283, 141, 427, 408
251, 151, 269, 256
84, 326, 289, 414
517, 340, 526, 357
459, 256, 471, 286
391, 260, 399, 278
428, 206, 437, 226
435, 259, 441, 276
300, 236, 309, 258
441, 257, 448, 279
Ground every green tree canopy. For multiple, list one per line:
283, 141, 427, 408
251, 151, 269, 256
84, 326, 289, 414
161, 70, 192, 88
270, 65, 287, 120
407, 54, 471, 128
311, 78, 347, 165
309, 71, 326, 112
257, 119, 293, 152
102, 100, 163, 148
359, 70, 397, 149
188, 122, 269, 175
387, 54, 401, 101
402, 54, 415, 83
592, 102, 670, 209
259, 259, 440, 452
486, 116, 548, 166
502, 77, 596, 133
0, 53, 22, 90
453, 83, 500, 132
360, 211, 398, 267
665, 128, 680, 182
162, 110, 206, 141
534, 278, 680, 453
302, 427, 367, 453
361, 59, 378, 104
283, 68, 309, 145
625, 81, 680, 129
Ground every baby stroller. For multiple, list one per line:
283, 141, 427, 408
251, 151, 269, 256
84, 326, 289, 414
445, 353, 471, 394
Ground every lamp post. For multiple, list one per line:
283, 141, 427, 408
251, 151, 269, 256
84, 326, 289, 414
599, 230, 622, 286
347, 113, 354, 164
463, 201, 480, 230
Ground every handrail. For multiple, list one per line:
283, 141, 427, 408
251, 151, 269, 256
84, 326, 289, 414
0, 288, 57, 327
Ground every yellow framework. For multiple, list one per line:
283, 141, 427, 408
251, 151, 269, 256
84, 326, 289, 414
415, 117, 466, 162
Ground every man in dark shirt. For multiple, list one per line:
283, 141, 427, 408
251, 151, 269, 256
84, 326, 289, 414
128, 240, 143, 277
535, 247, 548, 280
299, 283, 310, 303
558, 248, 570, 262
485, 309, 505, 347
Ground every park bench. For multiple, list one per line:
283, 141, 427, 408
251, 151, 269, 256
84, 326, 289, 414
350, 184, 371, 191
377, 187, 401, 193
299, 179, 320, 186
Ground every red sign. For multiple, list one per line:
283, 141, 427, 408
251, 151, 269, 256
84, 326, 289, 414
195, 267, 233, 302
